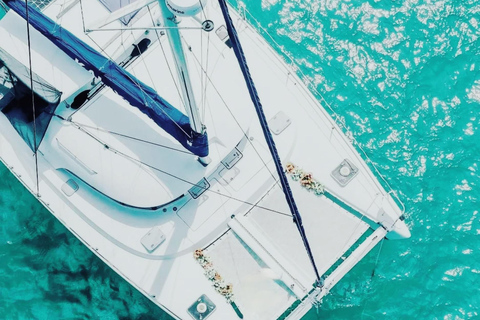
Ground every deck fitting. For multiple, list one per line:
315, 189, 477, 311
331, 159, 359, 187
188, 294, 216, 319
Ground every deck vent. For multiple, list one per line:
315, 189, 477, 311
141, 227, 166, 252
61, 179, 79, 196
331, 159, 359, 187
188, 294, 216, 320
269, 111, 292, 135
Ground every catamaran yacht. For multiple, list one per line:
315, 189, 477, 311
0, 0, 410, 319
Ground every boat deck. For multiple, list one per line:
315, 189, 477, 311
0, 1, 408, 319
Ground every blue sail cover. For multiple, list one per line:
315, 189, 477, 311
5, 0, 209, 157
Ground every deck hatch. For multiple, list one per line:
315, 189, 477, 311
140, 227, 166, 252
215, 25, 228, 41
269, 111, 292, 135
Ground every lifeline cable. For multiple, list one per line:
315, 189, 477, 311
24, 0, 40, 196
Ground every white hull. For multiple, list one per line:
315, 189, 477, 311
0, 1, 409, 319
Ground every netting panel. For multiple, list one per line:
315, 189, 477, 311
29, 0, 53, 10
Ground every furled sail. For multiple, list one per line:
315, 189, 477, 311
217, 0, 322, 283
4, 0, 209, 157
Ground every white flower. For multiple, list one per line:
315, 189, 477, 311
205, 268, 216, 279
195, 251, 235, 303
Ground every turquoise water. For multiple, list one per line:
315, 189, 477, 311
1, 0, 479, 319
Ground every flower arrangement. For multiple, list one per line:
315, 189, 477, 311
285, 162, 325, 195
194, 249, 235, 303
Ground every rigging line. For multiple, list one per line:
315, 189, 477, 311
87, 27, 139, 73
85, 29, 193, 141
134, 157, 293, 218
198, 0, 208, 123
24, 0, 40, 196
177, 32, 205, 124
106, 27, 155, 94
87, 26, 205, 32
64, 117, 292, 218
78, 0, 87, 33
203, 30, 211, 123
117, 19, 130, 63
218, 0, 323, 285
146, 5, 189, 127
148, 6, 189, 108
77, 3, 186, 137
371, 236, 385, 278
201, 31, 210, 123
137, 48, 158, 92
238, 13, 398, 212
186, 43, 279, 186
334, 188, 379, 255
81, 8, 119, 74
359, 233, 386, 320
241, 6, 405, 212
339, 209, 368, 256
67, 119, 195, 155
198, 0, 207, 22
199, 5, 205, 116
124, 27, 159, 95
73, 2, 123, 77
50, 0, 67, 33
236, 11, 346, 137
83, 23, 118, 65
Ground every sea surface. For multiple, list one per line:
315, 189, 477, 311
1, 0, 479, 319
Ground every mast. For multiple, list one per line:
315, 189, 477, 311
157, 0, 204, 136
4, 0, 209, 157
